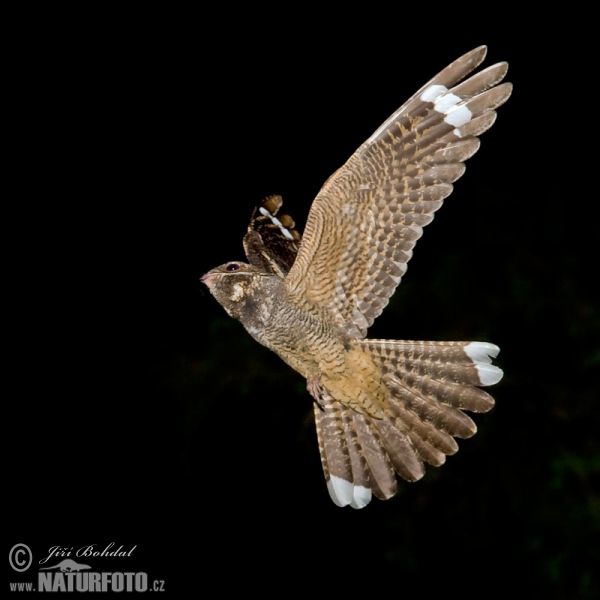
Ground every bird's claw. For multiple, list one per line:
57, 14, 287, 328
307, 374, 326, 411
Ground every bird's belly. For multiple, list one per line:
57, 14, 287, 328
270, 329, 346, 380
321, 345, 387, 418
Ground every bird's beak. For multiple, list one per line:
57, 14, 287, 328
200, 272, 217, 285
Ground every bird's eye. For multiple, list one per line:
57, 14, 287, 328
226, 263, 241, 272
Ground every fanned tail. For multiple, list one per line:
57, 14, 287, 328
315, 340, 502, 508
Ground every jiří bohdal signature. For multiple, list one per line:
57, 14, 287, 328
39, 544, 137, 566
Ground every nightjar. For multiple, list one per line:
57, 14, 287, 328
202, 46, 511, 508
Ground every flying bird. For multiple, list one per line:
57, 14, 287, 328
201, 46, 511, 508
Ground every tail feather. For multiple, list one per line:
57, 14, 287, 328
370, 415, 425, 483
396, 370, 495, 415
403, 429, 447, 468
339, 407, 372, 508
315, 339, 503, 508
387, 400, 459, 457
363, 339, 500, 411
385, 373, 478, 438
316, 393, 391, 507
314, 398, 355, 507
350, 410, 399, 500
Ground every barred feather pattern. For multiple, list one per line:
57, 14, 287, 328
202, 47, 509, 510
286, 46, 512, 338
317, 340, 502, 508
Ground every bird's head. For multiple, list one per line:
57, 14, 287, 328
200, 261, 274, 320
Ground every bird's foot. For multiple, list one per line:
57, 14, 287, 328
307, 373, 326, 411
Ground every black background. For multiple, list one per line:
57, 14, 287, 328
7, 8, 598, 598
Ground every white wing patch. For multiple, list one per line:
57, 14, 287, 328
259, 207, 295, 240
421, 83, 473, 127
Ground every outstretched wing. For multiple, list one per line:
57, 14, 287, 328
285, 46, 512, 338
243, 194, 302, 277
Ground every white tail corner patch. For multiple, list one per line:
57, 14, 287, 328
475, 364, 504, 386
326, 475, 354, 507
327, 476, 371, 509
350, 485, 372, 509
465, 342, 503, 386
464, 342, 500, 363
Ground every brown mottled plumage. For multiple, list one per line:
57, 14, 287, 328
201, 46, 511, 508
